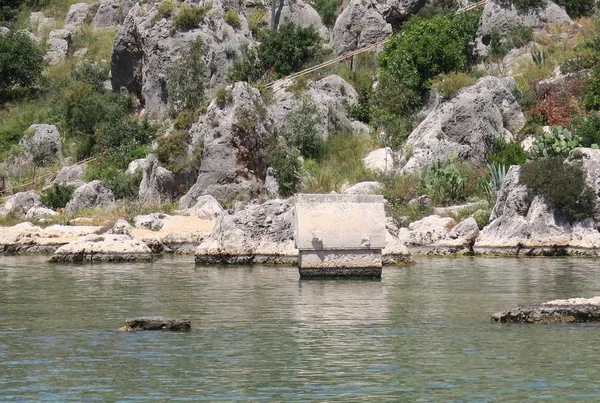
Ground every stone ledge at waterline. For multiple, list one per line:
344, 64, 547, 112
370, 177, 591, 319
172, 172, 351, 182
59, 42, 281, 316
48, 234, 154, 262
492, 297, 600, 324
120, 317, 191, 331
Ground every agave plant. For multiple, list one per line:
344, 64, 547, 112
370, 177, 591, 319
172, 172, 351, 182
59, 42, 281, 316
532, 45, 547, 67
489, 163, 507, 194
530, 126, 581, 160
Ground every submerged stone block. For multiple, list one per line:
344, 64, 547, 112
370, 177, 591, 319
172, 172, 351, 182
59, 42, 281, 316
121, 316, 191, 331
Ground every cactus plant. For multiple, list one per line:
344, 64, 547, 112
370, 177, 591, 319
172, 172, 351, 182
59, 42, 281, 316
530, 126, 581, 160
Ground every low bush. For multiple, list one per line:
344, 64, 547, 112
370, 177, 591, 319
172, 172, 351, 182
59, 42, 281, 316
173, 4, 208, 30
167, 38, 205, 116
489, 138, 528, 166
313, 0, 338, 27
582, 66, 600, 110
348, 86, 372, 124
41, 184, 75, 210
512, 0, 546, 11
155, 130, 202, 174
174, 109, 200, 130
554, 0, 595, 18
223, 9, 240, 27
215, 86, 233, 108
529, 91, 584, 127
488, 26, 513, 61
431, 72, 476, 99
158, 0, 177, 18
94, 118, 156, 154
266, 140, 302, 197
0, 31, 44, 102
419, 159, 468, 206
572, 114, 600, 148
520, 156, 596, 222
510, 26, 533, 48
530, 126, 581, 159
282, 96, 323, 159
247, 8, 267, 36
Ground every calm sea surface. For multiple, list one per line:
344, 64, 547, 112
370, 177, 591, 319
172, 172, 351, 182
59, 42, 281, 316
1, 256, 600, 402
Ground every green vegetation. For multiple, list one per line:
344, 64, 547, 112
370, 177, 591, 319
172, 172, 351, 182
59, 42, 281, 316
155, 130, 202, 174
520, 157, 596, 222
157, 0, 177, 18
228, 23, 327, 82
281, 97, 324, 159
431, 72, 476, 99
247, 8, 267, 36
489, 138, 528, 167
572, 114, 600, 148
173, 3, 208, 30
215, 86, 233, 108
41, 183, 75, 209
510, 26, 533, 48
267, 141, 302, 197
512, 0, 546, 11
313, 0, 338, 27
530, 126, 581, 160
0, 31, 44, 102
554, 0, 596, 18
166, 38, 206, 116
223, 9, 240, 27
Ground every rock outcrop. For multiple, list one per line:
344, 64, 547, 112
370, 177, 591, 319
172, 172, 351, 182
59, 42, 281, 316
65, 180, 116, 212
331, 0, 425, 54
182, 195, 224, 220
138, 157, 177, 203
275, 0, 327, 38
111, 2, 253, 117
52, 163, 87, 188
363, 147, 394, 174
0, 192, 43, 216
184, 82, 272, 202
45, 29, 72, 65
195, 198, 297, 264
476, 0, 571, 55
92, 0, 135, 28
492, 297, 600, 324
49, 234, 154, 262
475, 149, 600, 255
65, 3, 91, 26
0, 223, 101, 254
399, 76, 525, 173
19, 124, 63, 166
121, 317, 191, 331
342, 181, 382, 195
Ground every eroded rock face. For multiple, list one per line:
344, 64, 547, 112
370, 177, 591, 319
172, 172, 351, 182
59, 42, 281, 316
111, 2, 253, 117
275, 0, 327, 38
475, 149, 600, 255
331, 0, 425, 54
476, 0, 571, 55
65, 3, 91, 25
342, 181, 382, 195
399, 76, 525, 173
49, 234, 153, 262
182, 195, 224, 220
139, 157, 177, 203
52, 163, 87, 188
363, 147, 394, 174
92, 0, 136, 28
46, 29, 72, 65
492, 303, 600, 324
195, 198, 297, 264
121, 317, 191, 331
66, 180, 116, 212
20, 124, 63, 166
183, 82, 272, 202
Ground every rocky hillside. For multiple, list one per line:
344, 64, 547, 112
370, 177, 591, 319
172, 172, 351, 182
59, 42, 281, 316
1, 0, 600, 255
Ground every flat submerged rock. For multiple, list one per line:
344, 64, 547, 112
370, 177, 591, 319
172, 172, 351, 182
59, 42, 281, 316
492, 298, 600, 324
121, 317, 191, 331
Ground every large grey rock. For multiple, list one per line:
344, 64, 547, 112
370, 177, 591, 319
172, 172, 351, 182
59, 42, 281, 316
65, 3, 91, 25
183, 82, 272, 202
270, 74, 358, 138
111, 3, 253, 118
342, 181, 382, 195
363, 147, 394, 173
475, 151, 600, 255
476, 0, 571, 55
45, 29, 72, 65
20, 124, 63, 166
195, 198, 297, 264
492, 297, 600, 324
52, 163, 87, 188
30, 12, 57, 36
275, 0, 327, 38
331, 0, 425, 54
139, 157, 177, 203
126, 158, 149, 175
399, 76, 525, 173
134, 213, 169, 231
0, 191, 43, 216
25, 207, 59, 220
66, 180, 116, 212
182, 195, 224, 220
92, 0, 135, 28
121, 317, 191, 331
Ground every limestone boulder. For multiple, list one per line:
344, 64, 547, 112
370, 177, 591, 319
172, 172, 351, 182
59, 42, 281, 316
109, 218, 134, 235
183, 82, 272, 202
65, 180, 116, 212
30, 12, 57, 36
342, 181, 382, 195
111, 2, 254, 118
134, 213, 169, 231
397, 215, 456, 247
138, 157, 177, 203
195, 198, 297, 264
92, 0, 136, 28
25, 207, 59, 220
476, 0, 571, 55
20, 124, 63, 166
49, 234, 153, 262
275, 0, 327, 39
0, 191, 43, 216
45, 29, 72, 65
363, 147, 394, 174
65, 3, 91, 25
182, 195, 224, 220
399, 76, 525, 173
52, 163, 87, 188
126, 158, 149, 175
331, 0, 425, 54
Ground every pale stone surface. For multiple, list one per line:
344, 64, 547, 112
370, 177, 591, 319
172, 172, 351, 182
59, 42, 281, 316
0, 223, 100, 253
276, 0, 327, 39
52, 163, 87, 188
93, 0, 135, 28
397, 215, 456, 247
341, 181, 383, 195
25, 207, 59, 220
134, 213, 168, 231
126, 158, 149, 175
543, 297, 600, 306
46, 29, 72, 65
182, 195, 223, 220
299, 250, 382, 268
363, 147, 394, 174
65, 3, 90, 25
138, 157, 177, 203
49, 234, 153, 262
0, 191, 43, 216
66, 180, 116, 212
294, 194, 386, 250
20, 124, 63, 166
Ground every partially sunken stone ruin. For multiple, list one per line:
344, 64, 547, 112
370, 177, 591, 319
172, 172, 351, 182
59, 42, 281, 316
294, 194, 386, 279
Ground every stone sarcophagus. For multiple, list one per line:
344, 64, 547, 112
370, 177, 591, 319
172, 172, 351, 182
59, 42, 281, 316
294, 194, 386, 279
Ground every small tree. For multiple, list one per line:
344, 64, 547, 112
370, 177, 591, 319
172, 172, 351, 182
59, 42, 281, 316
0, 31, 44, 101
166, 38, 206, 116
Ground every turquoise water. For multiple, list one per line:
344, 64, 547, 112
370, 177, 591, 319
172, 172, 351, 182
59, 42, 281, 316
1, 256, 600, 401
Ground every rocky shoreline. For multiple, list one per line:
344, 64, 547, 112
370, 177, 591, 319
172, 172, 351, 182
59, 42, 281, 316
492, 298, 600, 324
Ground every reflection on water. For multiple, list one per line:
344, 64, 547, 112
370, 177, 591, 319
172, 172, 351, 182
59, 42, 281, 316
1, 256, 600, 401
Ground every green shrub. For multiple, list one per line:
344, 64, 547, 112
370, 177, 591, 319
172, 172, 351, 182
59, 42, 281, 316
174, 109, 200, 130
313, 0, 338, 27
431, 72, 476, 99
158, 0, 177, 18
223, 9, 240, 27
520, 156, 596, 222
530, 126, 581, 159
583, 66, 600, 110
510, 26, 533, 48
554, 0, 595, 18
173, 4, 208, 30
348, 86, 372, 124
282, 96, 324, 159
488, 26, 513, 61
419, 158, 469, 206
41, 184, 75, 210
266, 140, 302, 197
72, 61, 108, 92
93, 119, 156, 154
489, 138, 528, 166
166, 38, 205, 116
0, 31, 44, 102
512, 0, 546, 11
215, 86, 233, 108
572, 114, 600, 148
229, 23, 325, 81
248, 8, 267, 36
560, 49, 598, 74
155, 130, 202, 174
